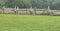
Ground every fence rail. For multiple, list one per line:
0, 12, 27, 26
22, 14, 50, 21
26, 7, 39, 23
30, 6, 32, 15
0, 8, 60, 15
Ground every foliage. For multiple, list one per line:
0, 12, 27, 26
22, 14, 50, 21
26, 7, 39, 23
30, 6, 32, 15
0, 0, 60, 9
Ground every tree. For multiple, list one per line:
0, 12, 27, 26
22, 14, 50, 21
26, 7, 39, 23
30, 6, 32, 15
0, 0, 60, 10
0, 0, 7, 7
5, 0, 31, 8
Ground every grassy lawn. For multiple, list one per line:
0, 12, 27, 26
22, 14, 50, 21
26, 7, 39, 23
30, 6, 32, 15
0, 14, 60, 31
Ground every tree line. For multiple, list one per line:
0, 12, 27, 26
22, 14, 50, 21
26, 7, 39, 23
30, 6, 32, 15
0, 0, 60, 10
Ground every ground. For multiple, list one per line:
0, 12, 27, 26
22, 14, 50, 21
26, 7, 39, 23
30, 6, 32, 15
0, 14, 60, 31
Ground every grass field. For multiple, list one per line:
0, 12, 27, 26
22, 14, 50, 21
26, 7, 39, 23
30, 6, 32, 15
0, 14, 60, 31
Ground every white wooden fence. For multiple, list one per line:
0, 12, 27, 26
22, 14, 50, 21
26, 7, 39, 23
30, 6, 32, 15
0, 8, 60, 15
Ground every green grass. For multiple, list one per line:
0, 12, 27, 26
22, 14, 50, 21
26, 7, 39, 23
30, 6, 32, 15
0, 14, 60, 31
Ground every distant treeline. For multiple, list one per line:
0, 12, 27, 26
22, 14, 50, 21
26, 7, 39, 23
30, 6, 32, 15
0, 0, 60, 10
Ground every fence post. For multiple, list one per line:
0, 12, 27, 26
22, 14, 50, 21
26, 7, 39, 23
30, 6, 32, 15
14, 6, 17, 14
47, 6, 53, 15
30, 7, 35, 15
2, 6, 5, 14
16, 6, 19, 14
34, 7, 36, 15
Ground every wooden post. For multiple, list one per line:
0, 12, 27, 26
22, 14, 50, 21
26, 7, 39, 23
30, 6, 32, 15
2, 6, 5, 14
47, 5, 53, 15
14, 6, 17, 14
34, 7, 36, 15
16, 6, 19, 14
30, 7, 35, 15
